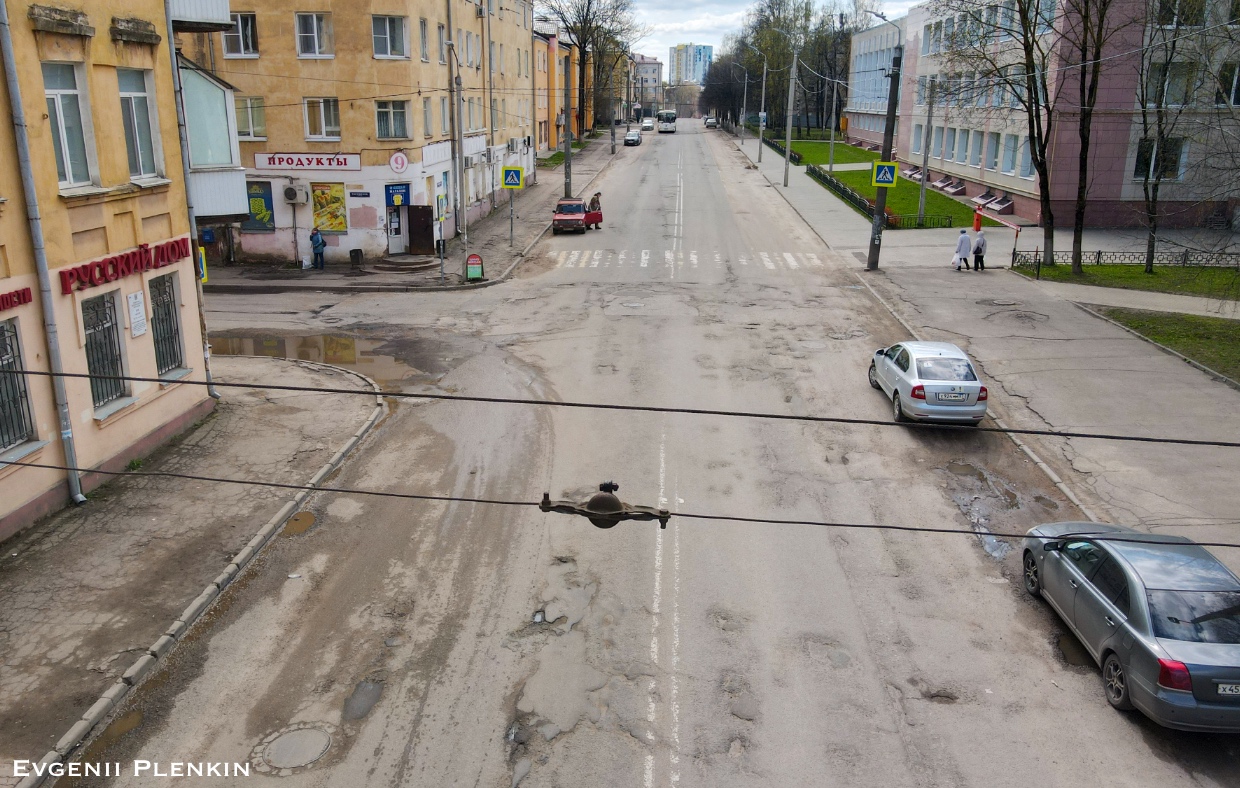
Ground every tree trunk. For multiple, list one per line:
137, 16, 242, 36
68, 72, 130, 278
1037, 162, 1055, 268
1072, 104, 1092, 275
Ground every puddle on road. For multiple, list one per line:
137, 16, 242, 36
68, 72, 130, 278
342, 679, 384, 721
210, 332, 451, 391
283, 511, 317, 536
1058, 633, 1092, 666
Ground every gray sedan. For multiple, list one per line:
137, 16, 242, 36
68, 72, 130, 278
869, 341, 987, 424
1023, 522, 1240, 731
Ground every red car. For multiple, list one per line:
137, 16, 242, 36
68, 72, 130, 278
552, 198, 601, 234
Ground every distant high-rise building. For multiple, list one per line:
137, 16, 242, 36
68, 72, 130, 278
668, 43, 713, 84
632, 54, 663, 116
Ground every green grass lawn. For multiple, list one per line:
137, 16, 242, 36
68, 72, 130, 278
828, 169, 1002, 227
790, 141, 880, 165
1013, 264, 1240, 300
761, 128, 843, 141
1097, 307, 1240, 381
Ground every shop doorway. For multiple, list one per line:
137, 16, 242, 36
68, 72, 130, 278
386, 184, 411, 255
407, 205, 435, 254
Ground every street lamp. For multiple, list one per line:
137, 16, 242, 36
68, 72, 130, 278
770, 26, 803, 188
732, 63, 748, 143
744, 41, 768, 162
864, 9, 903, 271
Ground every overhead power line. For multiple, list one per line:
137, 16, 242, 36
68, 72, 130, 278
7, 368, 1240, 450
8, 458, 1240, 550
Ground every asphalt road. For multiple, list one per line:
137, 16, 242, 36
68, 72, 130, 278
79, 123, 1240, 787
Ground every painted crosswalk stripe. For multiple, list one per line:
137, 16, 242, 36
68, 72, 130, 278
555, 251, 568, 267
641, 250, 650, 267
592, 250, 603, 268
739, 255, 748, 266
805, 252, 822, 267
714, 252, 723, 267
784, 253, 799, 270
665, 250, 674, 265
760, 252, 775, 270
618, 250, 628, 267
690, 251, 698, 268
567, 251, 582, 268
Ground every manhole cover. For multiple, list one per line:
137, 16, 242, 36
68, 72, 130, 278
283, 511, 316, 536
976, 298, 1021, 307
265, 728, 331, 769
621, 302, 645, 308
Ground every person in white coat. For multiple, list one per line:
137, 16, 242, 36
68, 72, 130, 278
954, 229, 973, 270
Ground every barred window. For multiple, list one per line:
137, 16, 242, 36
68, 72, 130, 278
0, 320, 36, 452
82, 294, 126, 408
149, 274, 184, 376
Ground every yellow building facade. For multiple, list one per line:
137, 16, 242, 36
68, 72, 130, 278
532, 29, 589, 153
185, 0, 541, 262
1, 0, 218, 537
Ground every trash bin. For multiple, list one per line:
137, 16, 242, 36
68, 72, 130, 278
349, 249, 363, 269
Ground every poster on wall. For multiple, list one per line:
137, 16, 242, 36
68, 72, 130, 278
241, 181, 275, 232
127, 291, 147, 337
311, 183, 348, 233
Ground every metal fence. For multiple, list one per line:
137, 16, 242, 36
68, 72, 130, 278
0, 320, 35, 452
149, 274, 183, 375
886, 214, 955, 229
82, 294, 126, 408
805, 165, 953, 230
762, 137, 802, 164
1012, 249, 1240, 268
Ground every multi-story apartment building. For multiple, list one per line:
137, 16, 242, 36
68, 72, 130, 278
1, 0, 236, 536
886, 0, 1239, 227
633, 54, 662, 117
187, 0, 540, 262
532, 23, 588, 152
669, 43, 711, 85
844, 18, 904, 149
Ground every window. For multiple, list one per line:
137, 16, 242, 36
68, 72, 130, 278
944, 128, 956, 159
118, 69, 158, 179
441, 97, 449, 133
1019, 136, 1034, 177
975, 74, 990, 107
956, 129, 970, 163
500, 44, 505, 75
912, 123, 924, 153
931, 126, 943, 157
297, 13, 333, 57
985, 132, 1001, 169
491, 98, 499, 131
1002, 134, 1018, 173
42, 63, 91, 187
490, 41, 496, 74
1009, 65, 1026, 107
0, 320, 35, 452
82, 293, 126, 409
970, 130, 983, 165
1134, 137, 1185, 179
376, 100, 408, 138
181, 68, 236, 166
1088, 558, 1131, 617
423, 97, 433, 136
931, 20, 942, 53
1147, 62, 1197, 106
1147, 590, 1240, 643
419, 18, 429, 61
502, 98, 507, 128
1217, 63, 1240, 105
148, 273, 183, 376
235, 96, 267, 139
1232, 0, 1240, 24
223, 13, 258, 57
1062, 541, 1105, 575
305, 98, 341, 139
922, 23, 932, 55
917, 75, 927, 104
943, 17, 955, 50
372, 15, 406, 58
438, 24, 447, 63
1157, 0, 1205, 26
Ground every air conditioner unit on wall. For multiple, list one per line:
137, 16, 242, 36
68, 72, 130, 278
283, 184, 310, 204
476, 4, 486, 17
507, 138, 519, 154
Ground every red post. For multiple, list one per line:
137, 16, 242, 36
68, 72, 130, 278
973, 210, 983, 232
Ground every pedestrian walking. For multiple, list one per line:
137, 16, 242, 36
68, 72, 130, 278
954, 229, 972, 271
972, 229, 987, 272
309, 226, 326, 270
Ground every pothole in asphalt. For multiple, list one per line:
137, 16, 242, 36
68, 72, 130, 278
342, 679, 384, 721
977, 298, 1022, 306
283, 511, 316, 536
620, 302, 644, 308
1058, 634, 1092, 667
251, 722, 340, 774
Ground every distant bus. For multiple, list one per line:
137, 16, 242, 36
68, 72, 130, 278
656, 110, 677, 133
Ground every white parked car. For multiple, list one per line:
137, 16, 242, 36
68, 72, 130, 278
868, 341, 988, 424
641, 118, 654, 131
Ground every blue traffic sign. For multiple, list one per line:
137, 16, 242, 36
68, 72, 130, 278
502, 167, 524, 189
871, 162, 898, 187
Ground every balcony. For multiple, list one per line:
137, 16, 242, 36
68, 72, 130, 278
187, 167, 249, 221
169, 0, 233, 32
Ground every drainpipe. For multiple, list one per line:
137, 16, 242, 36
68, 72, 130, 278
0, 2, 87, 503
164, 2, 220, 400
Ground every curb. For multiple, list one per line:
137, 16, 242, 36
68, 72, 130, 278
17, 359, 386, 788
848, 270, 1102, 525
203, 150, 618, 297
1071, 301, 1240, 393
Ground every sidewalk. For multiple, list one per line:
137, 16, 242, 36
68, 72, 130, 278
204, 138, 617, 295
730, 132, 1240, 569
0, 356, 377, 785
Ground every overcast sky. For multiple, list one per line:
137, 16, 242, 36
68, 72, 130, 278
632, 0, 920, 73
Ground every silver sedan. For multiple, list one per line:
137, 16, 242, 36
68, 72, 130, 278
1023, 522, 1240, 732
869, 341, 987, 423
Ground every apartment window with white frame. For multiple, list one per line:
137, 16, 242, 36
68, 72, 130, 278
1147, 62, 1197, 106
419, 18, 429, 61
223, 13, 258, 57
305, 97, 341, 139
438, 24, 447, 63
297, 13, 333, 58
235, 96, 267, 139
916, 75, 926, 104
970, 130, 983, 165
931, 125, 943, 157
42, 63, 92, 187
491, 98, 498, 131
376, 100, 408, 138
956, 128, 970, 163
921, 23, 932, 55
1002, 133, 1019, 173
500, 44, 505, 75
490, 41, 496, 74
502, 98, 507, 128
441, 97, 449, 133
372, 15, 407, 58
944, 127, 956, 160
118, 69, 159, 179
912, 123, 924, 154
423, 97, 433, 136
1019, 136, 1034, 177
985, 131, 1001, 169
1133, 137, 1185, 180
1157, 0, 1204, 26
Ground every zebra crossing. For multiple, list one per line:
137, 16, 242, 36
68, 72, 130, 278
548, 249, 825, 271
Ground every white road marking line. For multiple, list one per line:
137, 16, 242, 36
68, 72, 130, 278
714, 252, 722, 267
670, 476, 681, 784
784, 252, 799, 269
690, 251, 698, 268
739, 255, 748, 266
760, 252, 775, 270
592, 250, 603, 268
618, 250, 628, 267
641, 250, 650, 267
677, 251, 684, 268
795, 253, 810, 267
646, 427, 667, 787
567, 250, 581, 268
555, 251, 568, 267
806, 252, 823, 267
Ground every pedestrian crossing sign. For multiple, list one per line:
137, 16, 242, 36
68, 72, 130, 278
871, 162, 898, 187
502, 167, 523, 189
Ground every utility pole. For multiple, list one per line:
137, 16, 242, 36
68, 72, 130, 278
734, 64, 747, 143
865, 11, 902, 271
563, 52, 572, 197
746, 42, 767, 162
918, 76, 935, 224
611, 52, 617, 155
828, 77, 838, 174
783, 44, 800, 187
